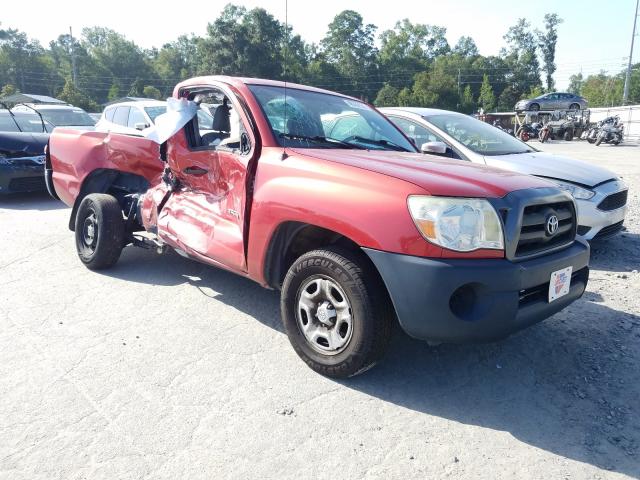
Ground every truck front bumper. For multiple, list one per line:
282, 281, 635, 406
364, 240, 589, 343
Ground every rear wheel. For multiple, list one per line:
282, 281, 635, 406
281, 247, 393, 378
569, 103, 580, 110
563, 129, 573, 141
75, 193, 125, 270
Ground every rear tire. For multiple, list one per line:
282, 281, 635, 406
569, 103, 580, 110
75, 193, 125, 270
563, 130, 573, 141
281, 247, 393, 378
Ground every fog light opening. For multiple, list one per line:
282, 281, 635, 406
449, 284, 478, 322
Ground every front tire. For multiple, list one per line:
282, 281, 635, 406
595, 134, 604, 146
529, 103, 540, 112
75, 193, 125, 270
281, 248, 393, 378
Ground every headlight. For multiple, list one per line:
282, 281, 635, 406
407, 196, 504, 252
546, 179, 595, 200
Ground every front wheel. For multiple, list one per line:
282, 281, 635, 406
595, 134, 604, 146
281, 248, 393, 378
75, 193, 125, 270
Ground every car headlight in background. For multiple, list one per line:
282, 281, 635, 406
408, 196, 504, 252
546, 179, 595, 200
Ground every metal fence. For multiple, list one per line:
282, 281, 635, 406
589, 105, 640, 143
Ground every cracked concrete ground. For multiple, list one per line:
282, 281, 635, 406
0, 141, 638, 479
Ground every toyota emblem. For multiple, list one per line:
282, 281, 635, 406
546, 214, 559, 235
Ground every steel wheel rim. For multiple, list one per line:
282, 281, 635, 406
295, 275, 354, 356
81, 209, 98, 254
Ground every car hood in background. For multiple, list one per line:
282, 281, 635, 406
483, 151, 616, 187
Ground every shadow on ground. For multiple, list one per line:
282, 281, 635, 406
104, 244, 639, 477
590, 230, 640, 272
0, 192, 66, 211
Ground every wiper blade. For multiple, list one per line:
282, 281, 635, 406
347, 136, 411, 152
279, 133, 364, 149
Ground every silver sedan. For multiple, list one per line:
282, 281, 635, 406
381, 107, 627, 241
515, 93, 588, 112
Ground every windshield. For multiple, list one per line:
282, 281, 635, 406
248, 85, 415, 152
39, 108, 95, 127
144, 106, 167, 123
427, 114, 533, 156
0, 112, 49, 132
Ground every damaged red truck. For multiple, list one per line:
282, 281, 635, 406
46, 76, 590, 377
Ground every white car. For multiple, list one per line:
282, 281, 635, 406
12, 103, 95, 130
380, 107, 628, 241
96, 100, 168, 136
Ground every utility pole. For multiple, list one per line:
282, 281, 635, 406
69, 26, 78, 87
623, 0, 639, 104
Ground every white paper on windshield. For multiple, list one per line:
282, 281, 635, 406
144, 97, 198, 144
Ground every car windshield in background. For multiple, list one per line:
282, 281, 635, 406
39, 109, 95, 127
427, 114, 533, 156
144, 106, 167, 123
0, 112, 48, 132
248, 85, 415, 152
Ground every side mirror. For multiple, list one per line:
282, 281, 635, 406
421, 141, 447, 155
135, 122, 149, 131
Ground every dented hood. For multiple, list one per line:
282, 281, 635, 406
483, 151, 616, 187
295, 149, 554, 198
0, 131, 49, 157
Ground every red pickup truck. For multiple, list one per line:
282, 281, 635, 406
46, 76, 590, 377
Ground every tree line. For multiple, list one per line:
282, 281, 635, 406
0, 5, 637, 113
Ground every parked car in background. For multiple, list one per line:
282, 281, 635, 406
88, 113, 102, 123
12, 103, 95, 130
382, 107, 627, 241
96, 100, 167, 135
0, 110, 49, 194
515, 93, 587, 112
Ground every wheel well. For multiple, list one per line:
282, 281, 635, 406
264, 222, 372, 290
68, 169, 150, 231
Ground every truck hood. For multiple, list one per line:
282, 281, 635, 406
483, 151, 615, 187
294, 148, 554, 198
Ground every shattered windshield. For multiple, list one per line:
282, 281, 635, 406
248, 85, 415, 152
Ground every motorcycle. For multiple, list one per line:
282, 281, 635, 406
539, 123, 551, 143
516, 122, 543, 142
492, 120, 514, 136
594, 116, 624, 146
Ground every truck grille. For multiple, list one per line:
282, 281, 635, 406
597, 190, 628, 211
515, 201, 575, 257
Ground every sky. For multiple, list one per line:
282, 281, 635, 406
2, 0, 637, 89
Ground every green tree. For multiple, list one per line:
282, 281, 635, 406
568, 72, 584, 95
374, 83, 399, 106
502, 19, 541, 102
0, 83, 18, 97
378, 19, 450, 90
143, 85, 162, 99
107, 82, 121, 102
128, 78, 144, 96
320, 10, 379, 99
57, 78, 99, 111
580, 71, 624, 107
453, 36, 478, 57
478, 74, 496, 111
460, 84, 474, 113
537, 13, 563, 91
